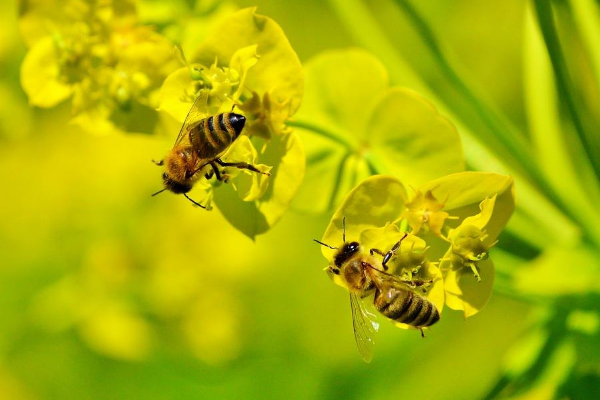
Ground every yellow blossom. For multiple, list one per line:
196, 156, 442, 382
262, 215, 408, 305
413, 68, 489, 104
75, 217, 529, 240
401, 188, 455, 237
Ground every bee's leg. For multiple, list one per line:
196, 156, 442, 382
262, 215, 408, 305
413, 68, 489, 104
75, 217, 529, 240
183, 193, 207, 209
209, 162, 223, 181
369, 248, 388, 269
215, 159, 271, 176
205, 169, 214, 180
370, 248, 386, 257
401, 277, 433, 290
380, 232, 409, 270
420, 329, 426, 338
152, 159, 164, 166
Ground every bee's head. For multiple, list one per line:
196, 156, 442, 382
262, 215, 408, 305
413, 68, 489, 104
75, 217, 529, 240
162, 172, 192, 194
334, 241, 360, 267
229, 113, 246, 137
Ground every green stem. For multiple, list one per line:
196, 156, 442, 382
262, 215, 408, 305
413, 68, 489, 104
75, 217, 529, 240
362, 152, 384, 175
391, 0, 590, 224
392, 0, 538, 177
328, 152, 353, 210
533, 0, 600, 183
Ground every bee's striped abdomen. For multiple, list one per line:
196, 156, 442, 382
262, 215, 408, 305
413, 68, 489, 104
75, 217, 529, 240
188, 112, 246, 160
374, 286, 439, 328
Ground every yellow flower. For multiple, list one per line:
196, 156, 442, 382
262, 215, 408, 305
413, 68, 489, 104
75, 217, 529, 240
158, 8, 305, 239
319, 172, 514, 323
401, 188, 455, 237
449, 222, 496, 282
19, 0, 179, 134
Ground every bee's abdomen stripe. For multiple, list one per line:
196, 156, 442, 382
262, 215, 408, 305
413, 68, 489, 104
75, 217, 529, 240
222, 113, 235, 136
423, 307, 440, 327
411, 300, 433, 327
217, 114, 231, 139
398, 295, 424, 325
209, 116, 228, 146
218, 114, 229, 135
203, 118, 219, 150
385, 291, 412, 320
209, 113, 229, 145
207, 115, 215, 132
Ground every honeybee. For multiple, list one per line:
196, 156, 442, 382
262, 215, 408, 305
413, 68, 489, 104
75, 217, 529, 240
315, 219, 440, 362
152, 91, 269, 208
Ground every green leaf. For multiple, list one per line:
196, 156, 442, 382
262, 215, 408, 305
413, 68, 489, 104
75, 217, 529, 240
214, 131, 305, 239
368, 88, 465, 183
513, 243, 600, 297
502, 325, 550, 379
524, 4, 600, 248
570, 0, 600, 98
295, 48, 389, 143
294, 49, 464, 214
20, 37, 72, 107
533, 0, 600, 186
561, 370, 600, 400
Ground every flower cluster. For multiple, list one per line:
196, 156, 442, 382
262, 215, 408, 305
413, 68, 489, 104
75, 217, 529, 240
19, 0, 179, 134
19, 3, 305, 238
319, 172, 514, 323
158, 8, 304, 239
305, 48, 515, 322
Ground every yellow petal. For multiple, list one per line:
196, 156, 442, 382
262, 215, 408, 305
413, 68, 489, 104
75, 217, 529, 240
192, 8, 303, 118
224, 136, 272, 202
78, 306, 153, 361
214, 131, 305, 239
20, 37, 72, 107
443, 258, 495, 317
320, 175, 407, 260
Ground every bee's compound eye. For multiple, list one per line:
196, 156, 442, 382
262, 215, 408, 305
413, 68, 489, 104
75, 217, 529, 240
348, 242, 360, 254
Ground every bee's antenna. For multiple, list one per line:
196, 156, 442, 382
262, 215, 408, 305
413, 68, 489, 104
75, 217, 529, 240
152, 188, 167, 196
183, 193, 207, 209
342, 216, 346, 243
313, 239, 338, 250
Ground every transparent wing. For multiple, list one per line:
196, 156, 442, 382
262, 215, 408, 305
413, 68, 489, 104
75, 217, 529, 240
349, 293, 379, 363
366, 261, 431, 291
173, 90, 210, 146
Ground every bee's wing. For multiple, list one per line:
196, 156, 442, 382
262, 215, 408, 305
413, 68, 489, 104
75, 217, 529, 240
173, 90, 210, 146
349, 292, 379, 363
367, 262, 420, 290
383, 269, 435, 292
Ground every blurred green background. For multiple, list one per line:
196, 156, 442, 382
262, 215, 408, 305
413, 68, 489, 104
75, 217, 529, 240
2, 0, 600, 399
